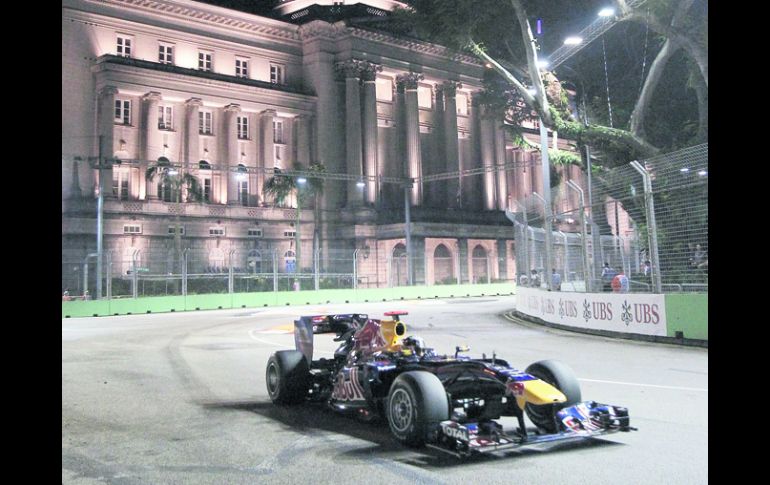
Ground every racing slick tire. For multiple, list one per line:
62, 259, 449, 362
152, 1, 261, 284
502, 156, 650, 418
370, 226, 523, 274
266, 350, 310, 405
386, 371, 449, 447
524, 359, 582, 433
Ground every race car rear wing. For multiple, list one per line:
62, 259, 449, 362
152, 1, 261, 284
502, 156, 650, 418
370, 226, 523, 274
293, 314, 369, 363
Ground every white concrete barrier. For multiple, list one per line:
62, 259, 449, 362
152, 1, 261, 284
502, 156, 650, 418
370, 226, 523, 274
515, 287, 667, 337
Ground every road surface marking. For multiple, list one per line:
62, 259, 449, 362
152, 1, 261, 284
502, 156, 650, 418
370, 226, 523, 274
579, 378, 707, 392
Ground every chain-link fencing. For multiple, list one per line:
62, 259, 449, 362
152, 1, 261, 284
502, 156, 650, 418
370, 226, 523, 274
510, 143, 707, 294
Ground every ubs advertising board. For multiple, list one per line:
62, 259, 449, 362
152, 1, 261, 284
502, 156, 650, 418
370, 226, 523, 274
515, 287, 667, 337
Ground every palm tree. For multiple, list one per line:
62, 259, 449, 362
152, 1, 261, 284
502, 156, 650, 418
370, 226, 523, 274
263, 162, 326, 284
262, 167, 296, 208
146, 159, 203, 293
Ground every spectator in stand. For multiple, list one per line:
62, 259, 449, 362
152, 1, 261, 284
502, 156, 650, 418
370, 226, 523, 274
601, 263, 617, 292
642, 260, 651, 277
531, 269, 541, 288
611, 269, 630, 293
690, 244, 706, 268
62, 289, 71, 301
551, 268, 561, 291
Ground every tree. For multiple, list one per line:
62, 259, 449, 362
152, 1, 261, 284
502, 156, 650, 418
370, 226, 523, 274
391, 0, 707, 166
146, 159, 202, 292
263, 162, 327, 276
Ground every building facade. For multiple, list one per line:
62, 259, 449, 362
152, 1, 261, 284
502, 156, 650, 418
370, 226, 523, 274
62, 0, 611, 291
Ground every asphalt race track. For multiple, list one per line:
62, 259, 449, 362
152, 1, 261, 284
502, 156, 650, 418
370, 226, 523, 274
62, 295, 708, 484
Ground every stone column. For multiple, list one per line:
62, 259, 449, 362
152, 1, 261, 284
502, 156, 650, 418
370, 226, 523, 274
396, 72, 424, 206
142, 91, 162, 198
260, 109, 276, 205
224, 104, 241, 205
299, 21, 344, 211
335, 60, 364, 207
295, 114, 312, 166
184, 98, 202, 166
457, 238, 469, 284
361, 61, 382, 205
97, 86, 118, 198
441, 81, 462, 209
477, 101, 496, 210
494, 121, 508, 210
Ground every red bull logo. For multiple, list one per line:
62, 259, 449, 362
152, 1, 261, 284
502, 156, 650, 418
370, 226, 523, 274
331, 368, 366, 402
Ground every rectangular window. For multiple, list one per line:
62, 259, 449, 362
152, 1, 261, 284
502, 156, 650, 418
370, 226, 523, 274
199, 111, 213, 135
235, 58, 249, 78
123, 224, 142, 234
417, 84, 433, 109
270, 63, 285, 84
158, 105, 173, 130
284, 231, 296, 238
237, 116, 249, 139
158, 43, 174, 65
238, 180, 249, 206
198, 51, 212, 71
209, 227, 225, 236
274, 145, 283, 161
203, 178, 211, 202
116, 35, 132, 57
114, 99, 131, 125
456, 92, 469, 116
376, 77, 393, 102
247, 228, 263, 237
112, 171, 130, 200
273, 120, 284, 144
168, 226, 185, 235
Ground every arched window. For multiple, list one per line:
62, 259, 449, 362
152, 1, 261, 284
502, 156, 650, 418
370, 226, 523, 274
198, 160, 212, 202
471, 245, 489, 283
247, 249, 262, 273
391, 243, 408, 286
209, 248, 225, 272
433, 244, 454, 284
156, 157, 176, 202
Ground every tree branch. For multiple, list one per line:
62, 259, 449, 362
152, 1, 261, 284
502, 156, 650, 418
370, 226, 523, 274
629, 39, 679, 139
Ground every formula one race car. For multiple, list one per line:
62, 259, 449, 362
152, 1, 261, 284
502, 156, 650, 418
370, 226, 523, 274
265, 312, 635, 457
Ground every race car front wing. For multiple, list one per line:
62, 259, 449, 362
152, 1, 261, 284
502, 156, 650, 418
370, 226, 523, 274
427, 401, 636, 458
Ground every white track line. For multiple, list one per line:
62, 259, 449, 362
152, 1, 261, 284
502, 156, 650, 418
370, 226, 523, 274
579, 378, 707, 392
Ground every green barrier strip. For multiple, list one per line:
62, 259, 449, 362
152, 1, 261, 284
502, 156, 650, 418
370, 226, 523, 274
664, 293, 708, 340
62, 283, 516, 318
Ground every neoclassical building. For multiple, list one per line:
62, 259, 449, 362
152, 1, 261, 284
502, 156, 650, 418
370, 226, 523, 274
62, 0, 599, 289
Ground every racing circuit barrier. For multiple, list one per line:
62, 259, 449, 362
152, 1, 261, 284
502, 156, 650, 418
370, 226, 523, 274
511, 286, 707, 344
61, 282, 515, 318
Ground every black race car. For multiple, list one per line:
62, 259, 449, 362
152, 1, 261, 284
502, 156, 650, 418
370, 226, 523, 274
265, 311, 635, 457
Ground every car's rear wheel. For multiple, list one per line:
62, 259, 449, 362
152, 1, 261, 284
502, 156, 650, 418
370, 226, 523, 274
266, 350, 310, 405
524, 359, 582, 433
386, 371, 449, 447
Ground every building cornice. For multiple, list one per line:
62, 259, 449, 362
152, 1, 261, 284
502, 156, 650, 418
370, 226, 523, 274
345, 26, 482, 66
67, 0, 301, 42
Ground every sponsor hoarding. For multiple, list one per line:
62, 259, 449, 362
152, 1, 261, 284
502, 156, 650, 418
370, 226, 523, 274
515, 287, 667, 337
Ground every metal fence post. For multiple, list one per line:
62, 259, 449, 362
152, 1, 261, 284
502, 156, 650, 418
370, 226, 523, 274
314, 249, 320, 291
532, 192, 553, 290
353, 248, 360, 289
106, 252, 112, 300
567, 180, 592, 292
272, 249, 278, 292
228, 249, 235, 294
182, 248, 189, 296
630, 161, 662, 293
558, 230, 568, 283
131, 250, 139, 299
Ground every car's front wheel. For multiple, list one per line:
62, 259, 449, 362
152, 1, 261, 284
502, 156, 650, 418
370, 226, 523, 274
266, 350, 310, 405
524, 359, 582, 433
386, 371, 449, 447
